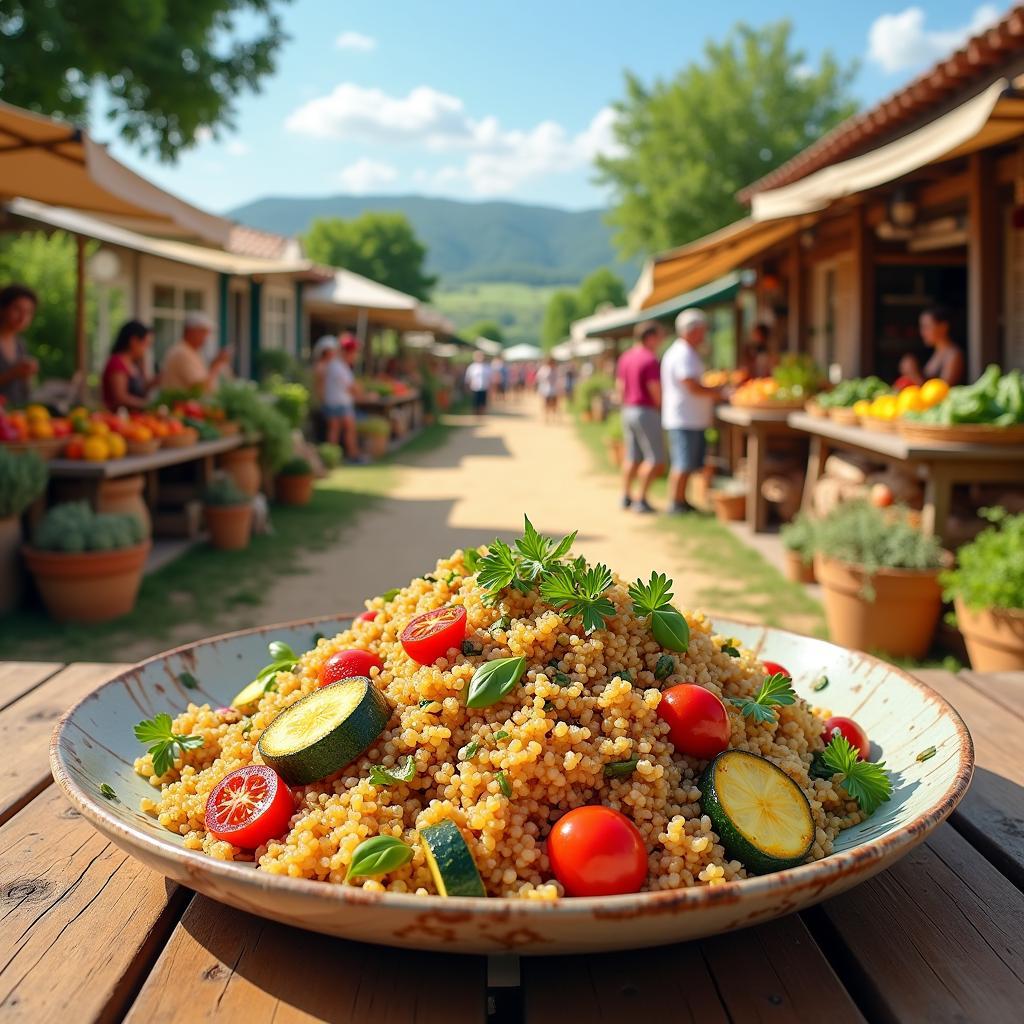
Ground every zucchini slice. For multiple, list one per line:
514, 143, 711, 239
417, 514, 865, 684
231, 677, 272, 712
420, 819, 486, 897
257, 677, 390, 785
700, 750, 814, 875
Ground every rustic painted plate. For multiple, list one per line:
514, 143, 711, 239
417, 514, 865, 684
50, 616, 973, 955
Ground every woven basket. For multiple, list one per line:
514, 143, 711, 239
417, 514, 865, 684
897, 421, 1024, 445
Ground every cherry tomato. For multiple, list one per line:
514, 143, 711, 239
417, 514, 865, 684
822, 716, 870, 760
357, 610, 378, 622
762, 661, 791, 678
547, 806, 648, 897
319, 648, 384, 687
205, 765, 293, 849
399, 605, 467, 665
657, 684, 731, 760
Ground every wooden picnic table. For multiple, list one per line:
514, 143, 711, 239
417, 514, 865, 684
788, 411, 1024, 543
2, 661, 1023, 1023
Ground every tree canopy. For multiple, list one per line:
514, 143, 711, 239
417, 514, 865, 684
577, 267, 627, 315
541, 290, 579, 351
0, 0, 289, 161
596, 20, 858, 258
467, 319, 504, 343
303, 213, 437, 302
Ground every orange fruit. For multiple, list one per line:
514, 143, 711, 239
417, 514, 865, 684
30, 421, 55, 439
82, 436, 110, 461
106, 433, 126, 458
920, 378, 949, 408
896, 386, 925, 416
64, 438, 85, 459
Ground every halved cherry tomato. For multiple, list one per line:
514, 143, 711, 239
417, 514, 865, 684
319, 648, 384, 687
357, 610, 378, 622
657, 684, 731, 760
762, 661, 791, 678
399, 605, 467, 665
205, 764, 293, 849
547, 806, 648, 897
822, 716, 870, 760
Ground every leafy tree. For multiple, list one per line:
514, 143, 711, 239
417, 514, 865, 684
541, 290, 579, 350
0, 1, 288, 161
597, 21, 858, 258
467, 319, 504, 343
303, 213, 437, 301
576, 267, 627, 316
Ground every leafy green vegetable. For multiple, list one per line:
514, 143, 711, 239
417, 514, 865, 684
721, 641, 741, 658
629, 572, 690, 652
465, 656, 526, 709
728, 672, 797, 724
819, 735, 892, 814
477, 516, 577, 600
604, 757, 639, 778
0, 447, 47, 519
99, 783, 118, 800
539, 561, 615, 633
942, 507, 1024, 612
250, 640, 299, 696
134, 713, 204, 777
495, 770, 512, 797
368, 755, 416, 786
346, 835, 413, 880
477, 538, 524, 596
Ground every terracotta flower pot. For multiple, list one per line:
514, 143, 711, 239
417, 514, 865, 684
361, 433, 389, 460
96, 474, 151, 537
204, 503, 253, 551
814, 553, 946, 659
783, 548, 817, 584
23, 542, 150, 623
218, 445, 262, 496
275, 473, 314, 507
713, 491, 747, 523
954, 596, 1024, 671
0, 515, 23, 615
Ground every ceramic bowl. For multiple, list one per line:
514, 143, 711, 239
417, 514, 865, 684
50, 616, 973, 955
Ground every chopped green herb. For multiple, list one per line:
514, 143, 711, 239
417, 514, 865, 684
616, 670, 633, 683
444, 571, 459, 586
916, 746, 937, 763
553, 670, 571, 686
368, 755, 417, 786
495, 770, 512, 798
347, 835, 412, 880
461, 639, 482, 656
241, 720, 253, 736
490, 614, 512, 634
458, 740, 480, 761
604, 757, 639, 778
99, 783, 118, 800
728, 672, 797, 724
721, 642, 741, 658
133, 713, 204, 777
380, 588, 401, 603
465, 656, 526, 709
493, 730, 509, 741
543, 700, 555, 712
418, 699, 434, 709
820, 735, 892, 814
654, 654, 675, 680
462, 547, 482, 573
178, 671, 199, 690
629, 572, 690, 652
812, 676, 829, 692
539, 561, 615, 634
421, 574, 437, 583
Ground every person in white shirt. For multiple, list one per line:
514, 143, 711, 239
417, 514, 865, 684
314, 334, 359, 459
660, 308, 723, 514
535, 356, 559, 421
465, 351, 492, 417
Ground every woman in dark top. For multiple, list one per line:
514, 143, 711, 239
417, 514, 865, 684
0, 284, 39, 408
101, 320, 156, 411
899, 306, 965, 387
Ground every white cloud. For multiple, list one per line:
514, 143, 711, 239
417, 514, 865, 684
194, 125, 214, 144
225, 139, 249, 157
338, 157, 399, 193
867, 5, 1000, 73
335, 31, 376, 52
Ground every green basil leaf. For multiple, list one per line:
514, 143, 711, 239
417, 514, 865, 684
465, 656, 526, 709
604, 757, 639, 778
268, 641, 297, 663
496, 770, 512, 797
651, 608, 690, 652
368, 755, 416, 786
346, 835, 413, 880
721, 644, 740, 658
654, 654, 675, 680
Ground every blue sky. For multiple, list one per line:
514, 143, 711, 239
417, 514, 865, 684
108, 1, 1001, 215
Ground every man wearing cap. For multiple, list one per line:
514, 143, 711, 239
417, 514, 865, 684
314, 333, 361, 458
660, 308, 723, 514
160, 312, 231, 393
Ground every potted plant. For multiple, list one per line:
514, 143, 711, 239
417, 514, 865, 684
203, 476, 253, 551
602, 410, 623, 467
0, 447, 48, 613
780, 512, 817, 584
357, 416, 391, 459
942, 507, 1024, 670
23, 502, 149, 623
317, 442, 343, 471
275, 456, 315, 507
811, 501, 947, 658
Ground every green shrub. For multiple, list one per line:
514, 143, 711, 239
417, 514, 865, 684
942, 507, 1024, 611
0, 448, 48, 519
780, 511, 815, 561
278, 455, 313, 477
357, 416, 391, 437
254, 349, 304, 381
602, 409, 622, 440
217, 380, 294, 471
265, 374, 310, 430
574, 372, 614, 414
204, 476, 250, 507
317, 442, 343, 469
33, 502, 143, 553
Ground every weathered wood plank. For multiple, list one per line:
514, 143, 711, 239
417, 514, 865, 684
916, 669, 1024, 886
124, 895, 488, 1024
0, 786, 187, 1023
959, 670, 1024, 721
0, 662, 127, 826
0, 662, 63, 712
814, 825, 1024, 1024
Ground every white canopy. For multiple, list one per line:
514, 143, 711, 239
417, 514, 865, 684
571, 304, 636, 342
551, 337, 606, 361
474, 336, 503, 356
502, 343, 542, 362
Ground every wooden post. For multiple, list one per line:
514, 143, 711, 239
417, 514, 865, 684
732, 299, 744, 368
787, 232, 803, 352
851, 206, 875, 376
74, 234, 86, 375
967, 150, 1000, 378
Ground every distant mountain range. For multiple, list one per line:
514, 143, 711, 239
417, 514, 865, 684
227, 194, 637, 287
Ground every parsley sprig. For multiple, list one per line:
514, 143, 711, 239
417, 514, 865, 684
134, 713, 204, 777
477, 516, 576, 599
817, 734, 892, 814
729, 672, 797, 724
628, 572, 690, 652
539, 560, 615, 633
368, 755, 417, 787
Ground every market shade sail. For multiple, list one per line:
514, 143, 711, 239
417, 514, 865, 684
570, 305, 637, 342
0, 100, 230, 246
474, 337, 503, 356
502, 343, 543, 362
305, 269, 452, 333
551, 337, 607, 361
751, 80, 1024, 221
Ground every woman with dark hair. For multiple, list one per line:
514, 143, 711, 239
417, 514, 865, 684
0, 284, 39, 406
899, 306, 965, 387
101, 320, 155, 410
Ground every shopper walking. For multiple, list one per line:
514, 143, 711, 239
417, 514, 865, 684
615, 320, 665, 513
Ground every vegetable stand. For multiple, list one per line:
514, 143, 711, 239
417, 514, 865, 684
4, 661, 1023, 1022
355, 391, 425, 444
789, 411, 1024, 544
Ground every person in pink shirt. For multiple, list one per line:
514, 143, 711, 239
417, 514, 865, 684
615, 320, 666, 513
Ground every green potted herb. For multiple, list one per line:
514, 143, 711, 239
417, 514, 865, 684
811, 501, 947, 658
574, 373, 614, 421
780, 512, 816, 584
216, 380, 295, 494
357, 416, 391, 459
942, 507, 1024, 670
317, 442, 343, 471
23, 501, 149, 623
275, 455, 315, 507
0, 447, 48, 613
203, 475, 253, 551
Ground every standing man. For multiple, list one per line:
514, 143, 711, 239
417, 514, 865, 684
661, 308, 723, 514
616, 320, 665, 513
465, 351, 492, 418
160, 312, 231, 393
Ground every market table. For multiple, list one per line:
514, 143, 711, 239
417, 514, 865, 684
715, 405, 807, 531
356, 391, 424, 440
788, 411, 1024, 543
2, 662, 1023, 1023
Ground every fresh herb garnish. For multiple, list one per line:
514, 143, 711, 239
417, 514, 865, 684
721, 642, 741, 658
604, 757, 639, 778
543, 700, 555, 712
249, 640, 299, 697
819, 734, 892, 814
241, 720, 253, 736
493, 730, 509, 741
916, 746, 937, 763
347, 835, 413, 880
490, 613, 512, 634
463, 547, 482, 573
461, 639, 482, 656
133, 713, 204, 777
553, 670, 571, 686
654, 654, 675, 680
477, 516, 577, 600
444, 570, 459, 586
539, 561, 615, 634
422, 574, 437, 583
368, 755, 416, 786
812, 676, 829, 692
477, 539, 524, 595
178, 671, 199, 690
515, 516, 577, 581
628, 572, 690, 652
380, 588, 401, 603
728, 672, 797, 724
418, 698, 435, 709
495, 770, 512, 797
458, 740, 481, 761
617, 669, 633, 683
99, 783, 118, 800
465, 656, 527, 709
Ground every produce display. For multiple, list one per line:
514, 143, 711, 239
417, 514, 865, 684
816, 377, 890, 410
701, 369, 748, 388
132, 518, 891, 898
0, 403, 73, 442
731, 355, 823, 407
359, 376, 413, 399
858, 377, 949, 421
904, 365, 1023, 425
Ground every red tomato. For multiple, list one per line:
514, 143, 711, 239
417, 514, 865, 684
205, 765, 293, 849
762, 661, 791, 678
319, 648, 384, 687
547, 806, 648, 897
357, 610, 378, 622
822, 716, 870, 760
657, 684, 731, 760
399, 605, 467, 665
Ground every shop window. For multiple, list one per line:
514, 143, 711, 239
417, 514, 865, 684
264, 291, 292, 352
151, 284, 207, 361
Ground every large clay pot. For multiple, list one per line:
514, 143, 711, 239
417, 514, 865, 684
23, 542, 150, 623
814, 554, 946, 659
96, 474, 151, 537
218, 445, 261, 497
275, 473, 314, 507
713, 491, 747, 523
362, 433, 389, 460
205, 503, 253, 551
0, 515, 23, 614
783, 548, 817, 584
955, 597, 1024, 671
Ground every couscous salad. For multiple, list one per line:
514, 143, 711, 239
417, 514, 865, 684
133, 518, 891, 899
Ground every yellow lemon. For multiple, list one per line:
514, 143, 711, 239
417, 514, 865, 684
852, 399, 872, 418
87, 420, 110, 436
82, 436, 110, 461
897, 386, 925, 416
872, 395, 898, 420
106, 433, 126, 458
26, 404, 50, 422
920, 378, 950, 408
